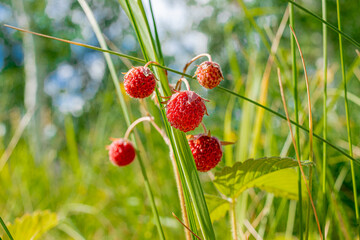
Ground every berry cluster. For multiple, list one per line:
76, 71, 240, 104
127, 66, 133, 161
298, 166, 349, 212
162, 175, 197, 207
107, 55, 228, 172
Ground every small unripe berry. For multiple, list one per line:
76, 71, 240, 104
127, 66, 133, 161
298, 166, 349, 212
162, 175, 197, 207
188, 134, 223, 172
166, 91, 207, 132
107, 139, 136, 167
123, 66, 156, 98
195, 61, 224, 89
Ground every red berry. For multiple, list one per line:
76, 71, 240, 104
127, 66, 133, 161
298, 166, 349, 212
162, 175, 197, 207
166, 91, 207, 132
195, 61, 224, 89
123, 66, 156, 98
188, 134, 223, 172
107, 139, 136, 167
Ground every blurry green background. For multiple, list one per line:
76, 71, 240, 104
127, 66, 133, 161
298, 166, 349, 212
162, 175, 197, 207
0, 0, 360, 239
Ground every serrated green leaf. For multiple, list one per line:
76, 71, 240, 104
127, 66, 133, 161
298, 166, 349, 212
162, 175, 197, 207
205, 194, 230, 223
3, 211, 58, 240
214, 157, 309, 199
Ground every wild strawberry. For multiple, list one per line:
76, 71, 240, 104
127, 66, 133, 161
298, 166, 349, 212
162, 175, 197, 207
188, 134, 223, 172
123, 66, 156, 98
194, 61, 224, 89
107, 139, 136, 167
166, 91, 207, 132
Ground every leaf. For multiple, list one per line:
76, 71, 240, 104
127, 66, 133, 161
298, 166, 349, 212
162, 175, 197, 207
2, 211, 58, 240
214, 157, 310, 199
205, 194, 230, 223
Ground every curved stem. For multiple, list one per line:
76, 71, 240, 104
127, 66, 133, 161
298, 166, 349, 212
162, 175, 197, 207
182, 53, 212, 78
175, 78, 191, 91
289, 25, 315, 240
201, 122, 208, 135
126, 114, 191, 240
145, 61, 161, 68
124, 116, 154, 140
277, 68, 323, 240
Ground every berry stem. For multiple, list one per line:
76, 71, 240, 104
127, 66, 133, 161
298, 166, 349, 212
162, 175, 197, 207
144, 60, 161, 68
124, 116, 154, 140
182, 53, 212, 78
201, 122, 208, 134
175, 78, 191, 91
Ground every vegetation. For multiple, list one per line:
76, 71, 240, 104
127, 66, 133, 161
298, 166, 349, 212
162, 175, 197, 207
0, 0, 359, 239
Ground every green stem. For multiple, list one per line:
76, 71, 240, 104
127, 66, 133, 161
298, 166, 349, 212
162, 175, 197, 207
136, 152, 166, 239
305, 167, 313, 240
216, 86, 360, 165
230, 199, 238, 240
321, 0, 328, 236
285, 0, 360, 49
6, 24, 359, 166
336, 0, 359, 237
0, 217, 13, 240
78, 1, 165, 238
289, 4, 303, 240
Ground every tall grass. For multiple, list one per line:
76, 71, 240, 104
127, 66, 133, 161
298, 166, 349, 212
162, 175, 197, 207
1, 0, 360, 239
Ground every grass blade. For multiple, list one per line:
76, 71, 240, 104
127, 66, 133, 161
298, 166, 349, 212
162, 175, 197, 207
321, 0, 328, 236
336, 0, 359, 236
119, 1, 215, 239
288, 4, 303, 239
0, 217, 14, 240
6, 25, 359, 167
285, 0, 360, 49
277, 68, 323, 240
77, 1, 165, 238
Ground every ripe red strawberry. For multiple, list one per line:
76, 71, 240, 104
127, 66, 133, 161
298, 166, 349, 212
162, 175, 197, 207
166, 91, 207, 132
188, 134, 223, 172
195, 61, 224, 89
123, 66, 156, 98
107, 139, 136, 167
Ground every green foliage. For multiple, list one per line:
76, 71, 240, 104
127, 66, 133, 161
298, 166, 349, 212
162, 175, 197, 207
204, 194, 229, 223
214, 157, 309, 199
1, 211, 58, 240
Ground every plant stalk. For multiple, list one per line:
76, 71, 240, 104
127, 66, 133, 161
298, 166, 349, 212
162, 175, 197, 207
321, 0, 328, 236
231, 199, 238, 240
336, 0, 359, 237
289, 4, 303, 239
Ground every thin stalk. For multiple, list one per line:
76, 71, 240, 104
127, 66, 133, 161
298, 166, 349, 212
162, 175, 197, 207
251, 5, 289, 157
172, 213, 201, 240
230, 199, 238, 240
182, 53, 212, 78
122, 1, 214, 238
3, 24, 146, 64
216, 86, 360, 165
277, 68, 323, 239
336, 0, 359, 236
289, 4, 303, 239
148, 0, 164, 64
77, 1, 165, 239
289, 25, 315, 240
6, 24, 360, 165
321, 0, 328, 236
285, 0, 360, 49
0, 217, 13, 240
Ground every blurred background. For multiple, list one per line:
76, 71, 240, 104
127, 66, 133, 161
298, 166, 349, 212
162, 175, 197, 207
0, 0, 360, 239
